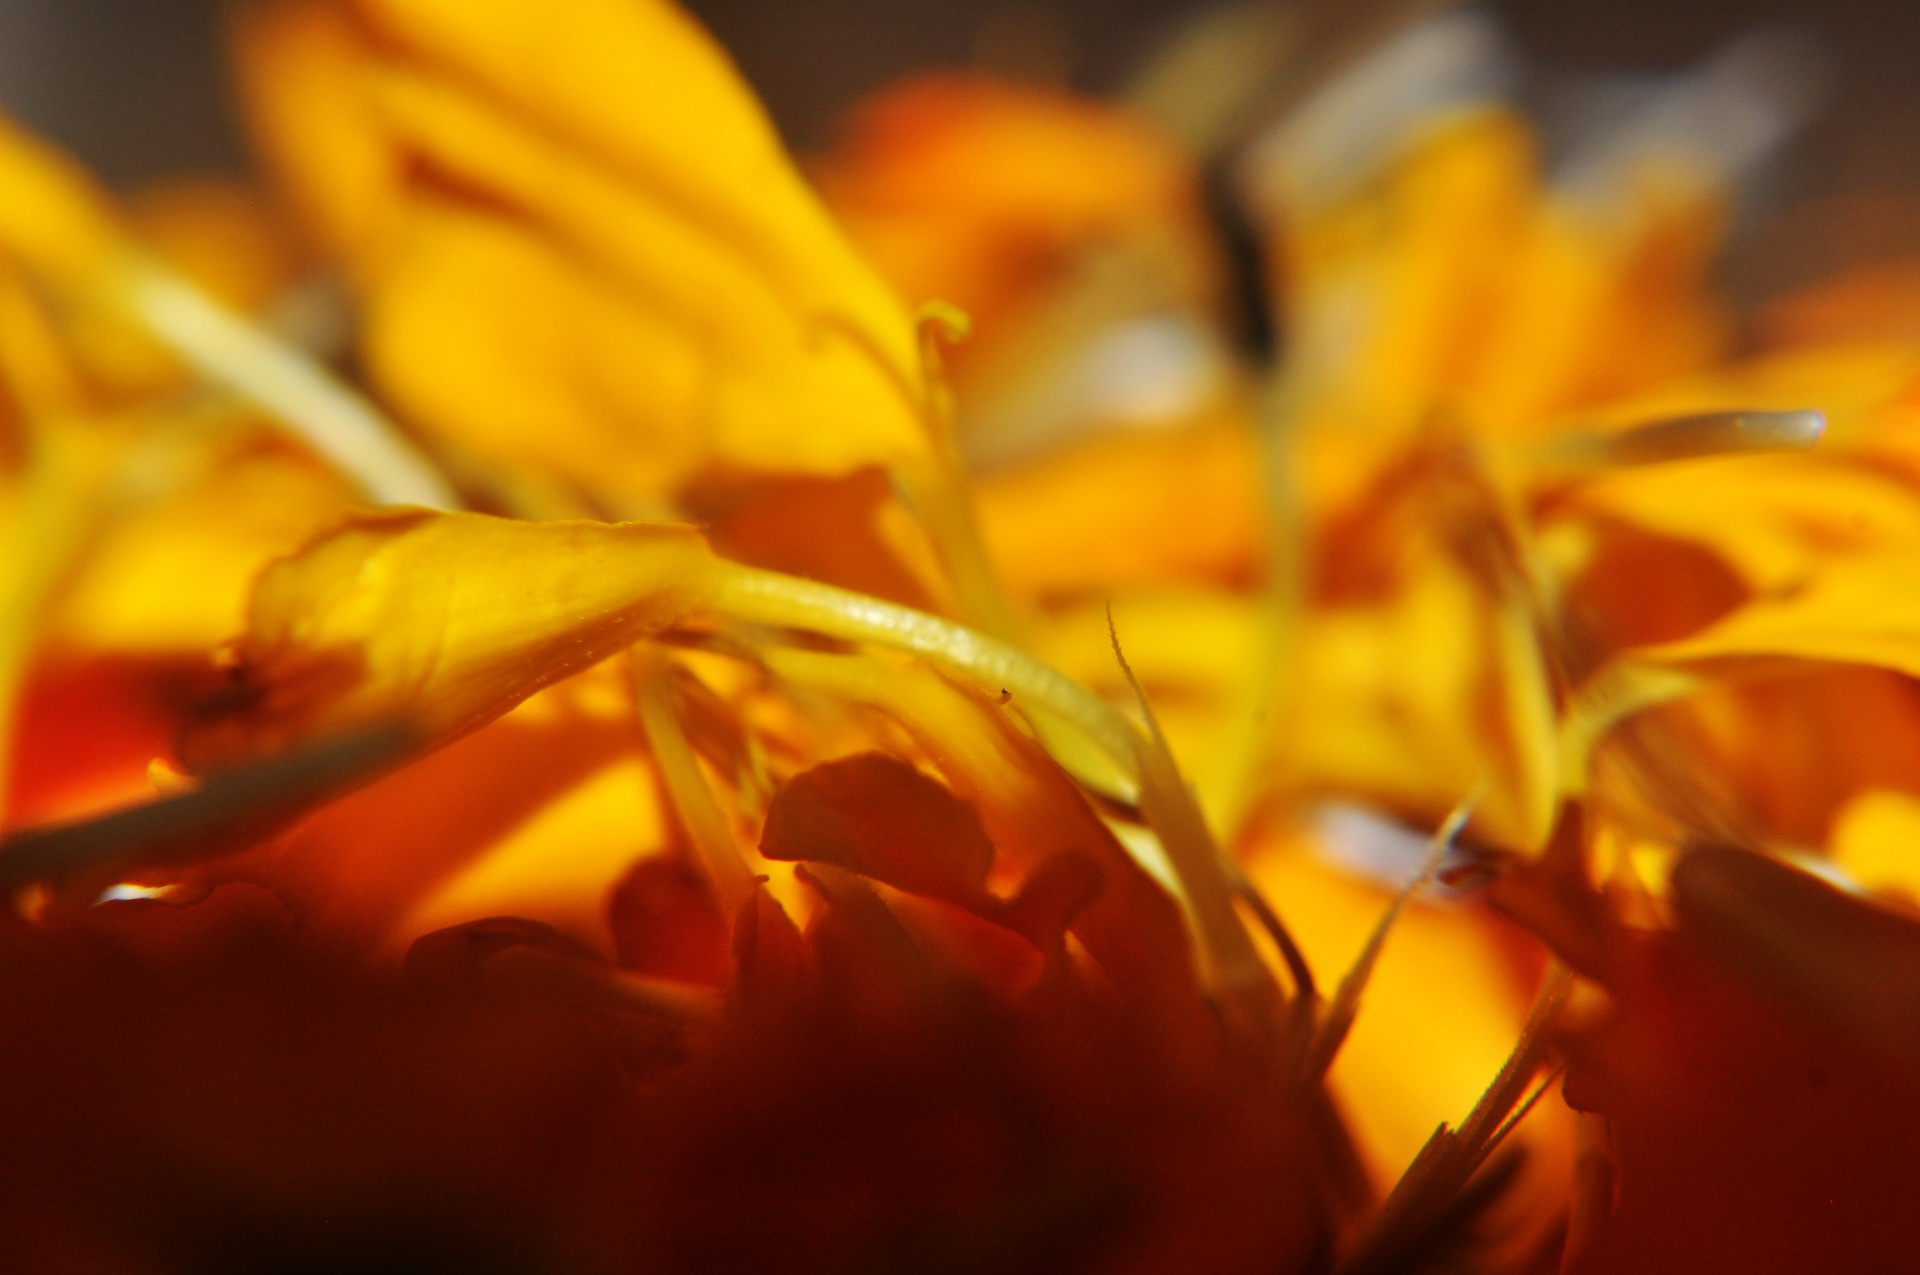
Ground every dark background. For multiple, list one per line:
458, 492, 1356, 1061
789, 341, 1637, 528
5, 0, 1918, 294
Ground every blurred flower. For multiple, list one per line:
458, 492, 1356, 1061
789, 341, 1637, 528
2, 2, 1920, 1273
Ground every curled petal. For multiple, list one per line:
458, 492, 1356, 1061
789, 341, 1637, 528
184, 510, 713, 767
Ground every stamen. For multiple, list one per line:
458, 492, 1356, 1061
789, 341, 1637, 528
897, 300, 1021, 642
1228, 862, 1317, 1002
1306, 789, 1480, 1079
1553, 407, 1826, 470
1202, 374, 1308, 833
1447, 966, 1573, 1168
119, 257, 457, 508
630, 647, 755, 912
1332, 966, 1572, 1275
95, 882, 174, 904
813, 303, 1019, 640
1108, 606, 1272, 1001
890, 460, 1022, 640
1481, 1063, 1566, 1156
915, 301, 972, 352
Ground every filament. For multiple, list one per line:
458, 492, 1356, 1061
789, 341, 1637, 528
630, 646, 756, 912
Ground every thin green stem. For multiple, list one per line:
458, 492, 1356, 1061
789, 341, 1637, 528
709, 561, 1138, 781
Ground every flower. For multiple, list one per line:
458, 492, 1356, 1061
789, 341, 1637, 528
3, 4, 1920, 1272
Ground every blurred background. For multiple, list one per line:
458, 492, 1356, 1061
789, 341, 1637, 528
5, 0, 1919, 303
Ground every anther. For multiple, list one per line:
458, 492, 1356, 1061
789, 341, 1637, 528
1588, 408, 1826, 467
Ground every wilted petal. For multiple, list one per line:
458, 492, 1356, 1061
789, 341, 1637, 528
758, 647, 1213, 1037
761, 749, 1104, 960
606, 851, 731, 985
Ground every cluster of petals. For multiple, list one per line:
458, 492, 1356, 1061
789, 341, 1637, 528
2, 3, 1920, 1272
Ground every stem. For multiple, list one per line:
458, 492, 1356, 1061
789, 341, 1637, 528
892, 459, 1021, 642
709, 561, 1139, 783
118, 256, 457, 509
813, 305, 1020, 642
1204, 374, 1309, 833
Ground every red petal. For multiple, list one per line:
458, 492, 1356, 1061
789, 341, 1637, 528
760, 751, 995, 912
607, 853, 729, 985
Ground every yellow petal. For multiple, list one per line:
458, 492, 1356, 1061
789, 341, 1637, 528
44, 442, 357, 655
0, 113, 127, 294
350, 0, 910, 363
124, 178, 304, 314
1829, 788, 1920, 901
0, 264, 89, 418
1461, 190, 1729, 438
230, 0, 404, 258
1558, 455, 1920, 595
0, 115, 184, 398
351, 64, 923, 481
1289, 554, 1554, 850
974, 417, 1263, 598
237, 0, 932, 503
1282, 111, 1535, 451
240, 662, 646, 947
360, 201, 709, 499
183, 510, 713, 767
1630, 550, 1920, 678
394, 752, 666, 957
0, 104, 450, 505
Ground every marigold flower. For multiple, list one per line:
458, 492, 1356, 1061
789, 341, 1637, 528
2, 4, 1920, 1273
